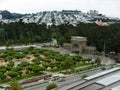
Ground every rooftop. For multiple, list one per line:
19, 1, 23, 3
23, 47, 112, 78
58, 67, 120, 90
85, 67, 120, 80
112, 85, 120, 90
96, 73, 120, 86
71, 36, 87, 41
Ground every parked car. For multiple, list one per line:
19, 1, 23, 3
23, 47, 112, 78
58, 78, 66, 82
101, 67, 106, 70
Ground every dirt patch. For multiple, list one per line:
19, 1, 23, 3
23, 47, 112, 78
0, 59, 8, 66
40, 54, 46, 58
41, 61, 48, 65
51, 59, 56, 63
21, 70, 27, 75
24, 54, 36, 61
46, 67, 52, 71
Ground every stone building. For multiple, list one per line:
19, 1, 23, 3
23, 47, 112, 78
63, 36, 96, 54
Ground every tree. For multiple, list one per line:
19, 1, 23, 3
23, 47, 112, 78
81, 74, 88, 79
6, 79, 23, 90
14, 53, 25, 59
0, 66, 7, 73
95, 57, 101, 65
46, 83, 57, 90
5, 40, 11, 48
32, 65, 42, 73
18, 62, 29, 68
7, 71, 19, 78
72, 55, 82, 62
63, 57, 74, 73
0, 72, 6, 80
70, 66, 75, 73
7, 61, 14, 67
91, 61, 95, 66
86, 58, 92, 63
81, 58, 87, 64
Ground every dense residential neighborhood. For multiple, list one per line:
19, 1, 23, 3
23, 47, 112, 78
0, 10, 119, 26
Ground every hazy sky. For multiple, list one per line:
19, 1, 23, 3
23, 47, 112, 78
0, 0, 120, 17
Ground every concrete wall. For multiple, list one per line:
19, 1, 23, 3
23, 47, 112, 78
63, 43, 71, 50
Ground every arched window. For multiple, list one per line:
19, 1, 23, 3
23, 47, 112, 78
72, 44, 79, 49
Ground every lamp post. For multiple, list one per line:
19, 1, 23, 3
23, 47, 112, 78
103, 40, 106, 57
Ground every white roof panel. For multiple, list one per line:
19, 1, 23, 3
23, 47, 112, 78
85, 67, 120, 80
111, 85, 120, 90
96, 74, 120, 86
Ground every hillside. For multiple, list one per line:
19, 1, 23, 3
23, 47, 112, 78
0, 10, 24, 19
0, 10, 119, 25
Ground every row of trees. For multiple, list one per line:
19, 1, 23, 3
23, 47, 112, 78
0, 21, 120, 52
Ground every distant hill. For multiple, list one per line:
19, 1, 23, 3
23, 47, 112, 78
0, 10, 120, 25
0, 10, 24, 19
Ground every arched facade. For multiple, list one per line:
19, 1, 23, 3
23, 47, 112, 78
72, 43, 80, 53
63, 36, 96, 54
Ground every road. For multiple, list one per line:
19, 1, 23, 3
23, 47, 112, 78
24, 67, 106, 90
82, 54, 116, 65
0, 45, 41, 50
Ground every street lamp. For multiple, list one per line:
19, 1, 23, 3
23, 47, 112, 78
103, 40, 106, 57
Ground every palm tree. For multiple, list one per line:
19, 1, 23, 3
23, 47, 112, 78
5, 79, 23, 90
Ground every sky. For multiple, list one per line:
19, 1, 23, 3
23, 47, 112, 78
0, 0, 120, 17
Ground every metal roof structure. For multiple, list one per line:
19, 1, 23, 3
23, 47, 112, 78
96, 73, 120, 86
58, 67, 120, 90
111, 85, 120, 90
85, 67, 120, 80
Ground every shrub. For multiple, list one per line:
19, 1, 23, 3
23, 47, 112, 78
0, 72, 6, 80
95, 57, 101, 65
113, 56, 120, 63
46, 83, 57, 90
81, 74, 88, 79
7, 71, 19, 78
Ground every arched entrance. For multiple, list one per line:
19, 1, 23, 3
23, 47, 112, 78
72, 44, 79, 53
